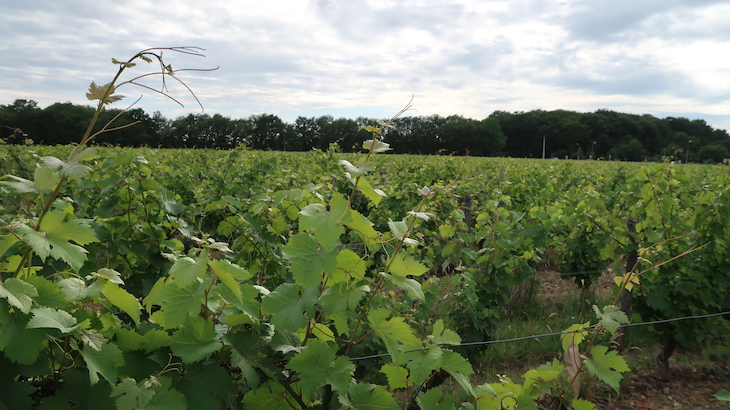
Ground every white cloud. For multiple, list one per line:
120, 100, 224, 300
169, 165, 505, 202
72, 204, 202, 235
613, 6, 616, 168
0, 0, 729, 131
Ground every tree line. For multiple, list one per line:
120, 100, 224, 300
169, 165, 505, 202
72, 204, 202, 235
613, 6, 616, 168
2, 99, 729, 162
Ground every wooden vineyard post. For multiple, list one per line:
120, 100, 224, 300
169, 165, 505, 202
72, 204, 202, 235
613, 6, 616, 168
618, 217, 638, 353
463, 194, 473, 232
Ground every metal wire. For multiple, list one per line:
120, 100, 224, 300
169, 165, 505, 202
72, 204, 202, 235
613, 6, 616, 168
347, 310, 730, 361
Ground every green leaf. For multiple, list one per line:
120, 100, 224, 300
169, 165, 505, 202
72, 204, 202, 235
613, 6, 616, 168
144, 281, 204, 329
561, 322, 590, 352
571, 398, 598, 410
23, 275, 67, 308
287, 340, 354, 397
581, 345, 630, 392
0, 302, 46, 364
381, 363, 410, 390
210, 259, 251, 301
0, 235, 19, 259
387, 274, 425, 301
368, 309, 421, 364
592, 305, 629, 335
18, 210, 98, 271
33, 163, 62, 191
355, 175, 386, 206
0, 278, 38, 314
111, 377, 155, 410
388, 219, 409, 238
417, 387, 456, 410
362, 139, 391, 153
346, 209, 381, 252
389, 253, 429, 277
144, 379, 187, 410
282, 233, 338, 288
319, 281, 369, 315
172, 362, 231, 410
82, 341, 124, 385
440, 351, 475, 398
340, 382, 400, 409
332, 248, 367, 283
299, 192, 351, 248
169, 316, 222, 363
716, 389, 730, 403
406, 345, 443, 385
242, 382, 292, 410
27, 307, 79, 333
41, 210, 98, 245
261, 283, 317, 332
0, 175, 36, 193
86, 81, 125, 104
430, 319, 461, 345
103, 282, 143, 324
79, 329, 105, 351
93, 268, 125, 284
169, 254, 208, 287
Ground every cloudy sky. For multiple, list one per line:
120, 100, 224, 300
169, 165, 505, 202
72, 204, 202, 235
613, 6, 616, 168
2, 0, 730, 131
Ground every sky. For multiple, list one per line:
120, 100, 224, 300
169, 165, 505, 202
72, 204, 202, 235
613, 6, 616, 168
2, 0, 730, 132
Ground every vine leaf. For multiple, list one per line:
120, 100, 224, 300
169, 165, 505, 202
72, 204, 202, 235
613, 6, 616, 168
18, 210, 99, 271
0, 302, 46, 364
405, 345, 443, 385
368, 309, 421, 365
92, 268, 125, 285
561, 322, 590, 351
111, 377, 155, 410
242, 381, 291, 409
581, 346, 630, 392
143, 281, 205, 329
346, 209, 381, 252
86, 81, 125, 104
299, 192, 351, 248
572, 398, 598, 409
261, 283, 317, 332
430, 319, 461, 345
0, 278, 38, 314
380, 363, 411, 390
386, 274, 425, 301
82, 342, 124, 385
339, 382, 400, 409
282, 233, 338, 288
170, 316, 222, 363
355, 176, 386, 207
362, 139, 391, 153
332, 249, 367, 283
27, 307, 80, 333
210, 259, 251, 302
103, 282, 143, 325
169, 253, 208, 288
287, 340, 354, 397
592, 305, 629, 335
416, 387, 456, 410
389, 254, 429, 277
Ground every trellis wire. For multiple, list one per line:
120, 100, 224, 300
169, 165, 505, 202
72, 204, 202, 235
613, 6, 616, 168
348, 310, 730, 361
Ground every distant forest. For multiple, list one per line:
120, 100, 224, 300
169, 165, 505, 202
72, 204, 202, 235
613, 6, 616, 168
2, 99, 729, 163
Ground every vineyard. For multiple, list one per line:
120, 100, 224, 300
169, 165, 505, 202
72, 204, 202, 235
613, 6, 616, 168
1, 49, 729, 409
2, 140, 729, 409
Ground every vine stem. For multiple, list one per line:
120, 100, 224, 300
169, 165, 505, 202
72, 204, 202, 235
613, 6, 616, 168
344, 196, 428, 356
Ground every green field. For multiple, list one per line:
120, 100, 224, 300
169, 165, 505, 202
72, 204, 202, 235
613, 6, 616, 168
2, 141, 729, 409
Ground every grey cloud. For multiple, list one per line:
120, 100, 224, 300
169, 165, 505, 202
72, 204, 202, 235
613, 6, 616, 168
562, 0, 730, 43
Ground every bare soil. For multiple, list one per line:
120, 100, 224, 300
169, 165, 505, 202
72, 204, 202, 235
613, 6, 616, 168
603, 362, 730, 409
